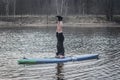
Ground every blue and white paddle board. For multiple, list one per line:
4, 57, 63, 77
18, 54, 99, 64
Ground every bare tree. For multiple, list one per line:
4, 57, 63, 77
55, 0, 67, 15
13, 0, 16, 17
0, 0, 118, 17
0, 0, 5, 16
81, 0, 85, 15
3, 0, 10, 16
64, 0, 68, 16
105, 0, 114, 21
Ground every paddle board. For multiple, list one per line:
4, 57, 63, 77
18, 54, 99, 64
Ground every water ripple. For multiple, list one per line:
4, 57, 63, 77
0, 27, 120, 80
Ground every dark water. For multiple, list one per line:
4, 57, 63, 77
0, 27, 120, 80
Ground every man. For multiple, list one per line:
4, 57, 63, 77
56, 16, 65, 58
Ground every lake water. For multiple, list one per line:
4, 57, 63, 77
0, 27, 120, 80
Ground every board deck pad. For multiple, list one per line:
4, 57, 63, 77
18, 54, 99, 64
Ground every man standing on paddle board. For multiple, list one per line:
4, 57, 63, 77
56, 16, 65, 58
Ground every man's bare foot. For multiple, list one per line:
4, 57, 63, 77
56, 55, 64, 58
59, 55, 64, 58
55, 55, 64, 58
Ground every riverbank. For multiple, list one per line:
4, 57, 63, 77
0, 15, 120, 28
0, 22, 119, 28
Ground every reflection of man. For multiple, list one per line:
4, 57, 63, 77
56, 16, 65, 58
56, 63, 64, 80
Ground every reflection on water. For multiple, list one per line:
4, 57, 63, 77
56, 63, 64, 80
0, 27, 120, 80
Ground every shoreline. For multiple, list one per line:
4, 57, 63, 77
0, 15, 120, 28
25, 23, 120, 27
0, 22, 120, 28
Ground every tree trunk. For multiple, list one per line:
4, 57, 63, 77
105, 0, 114, 21
13, 0, 16, 17
5, 0, 10, 16
81, 0, 85, 15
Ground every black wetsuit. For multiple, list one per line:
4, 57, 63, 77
56, 32, 65, 56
